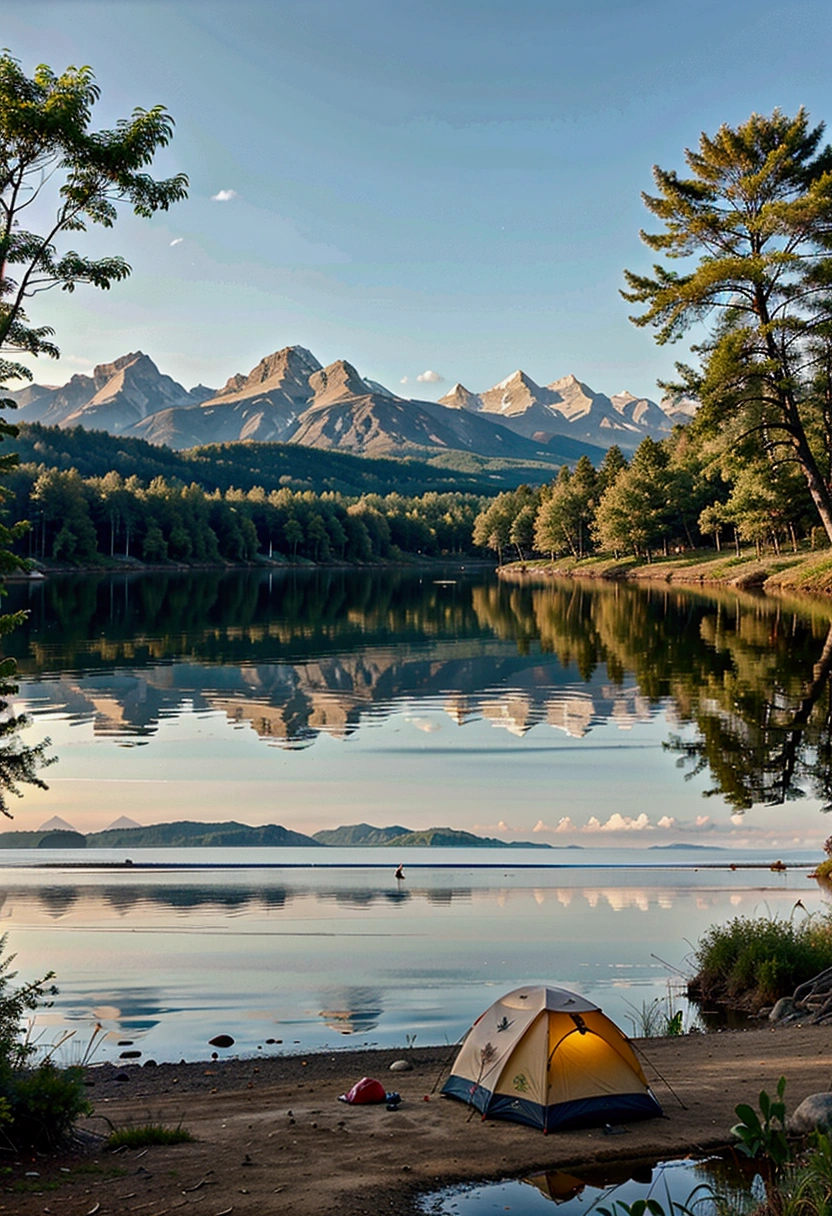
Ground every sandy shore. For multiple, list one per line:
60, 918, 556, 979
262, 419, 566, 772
2, 1024, 830, 1216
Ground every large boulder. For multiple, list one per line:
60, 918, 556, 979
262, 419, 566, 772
768, 997, 797, 1022
788, 1093, 832, 1134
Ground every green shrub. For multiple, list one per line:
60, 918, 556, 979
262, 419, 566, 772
814, 858, 832, 880
690, 913, 832, 1008
0, 1062, 90, 1149
0, 937, 90, 1148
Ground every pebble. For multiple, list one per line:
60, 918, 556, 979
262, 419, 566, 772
209, 1034, 235, 1048
389, 1059, 413, 1072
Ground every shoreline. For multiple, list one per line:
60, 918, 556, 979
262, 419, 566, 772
5, 555, 496, 582
5, 1027, 830, 1216
496, 549, 832, 598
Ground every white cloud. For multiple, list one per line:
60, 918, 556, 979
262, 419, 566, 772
695, 815, 711, 828
416, 369, 443, 384
399, 377, 409, 385
583, 813, 653, 833
657, 815, 675, 829
554, 816, 575, 834
170, 237, 184, 247
532, 819, 549, 833
211, 189, 238, 202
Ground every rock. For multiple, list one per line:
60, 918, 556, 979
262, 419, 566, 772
143, 1059, 157, 1067
788, 1093, 832, 1134
389, 1059, 413, 1072
115, 1071, 130, 1082
209, 1034, 235, 1048
120, 1050, 142, 1058
769, 997, 796, 1021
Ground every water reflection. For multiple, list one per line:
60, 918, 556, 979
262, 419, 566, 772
0, 874, 801, 920
424, 1153, 759, 1215
7, 569, 832, 809
319, 987, 384, 1036
4, 867, 815, 1062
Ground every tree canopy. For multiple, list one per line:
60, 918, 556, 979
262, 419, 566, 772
0, 52, 188, 384
0, 53, 187, 814
622, 108, 832, 541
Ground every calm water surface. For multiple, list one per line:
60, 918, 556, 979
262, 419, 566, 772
2, 569, 830, 1059
2, 862, 822, 1062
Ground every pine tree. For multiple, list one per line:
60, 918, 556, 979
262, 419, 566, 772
623, 109, 832, 541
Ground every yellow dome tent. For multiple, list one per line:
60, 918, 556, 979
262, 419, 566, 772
442, 985, 662, 1132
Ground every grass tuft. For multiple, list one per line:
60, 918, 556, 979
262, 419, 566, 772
106, 1122, 194, 1150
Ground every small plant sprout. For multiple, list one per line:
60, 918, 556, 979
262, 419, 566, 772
731, 1076, 791, 1168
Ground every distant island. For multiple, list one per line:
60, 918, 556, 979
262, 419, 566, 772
0, 819, 555, 850
648, 843, 726, 852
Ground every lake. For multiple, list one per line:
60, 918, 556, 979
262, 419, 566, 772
2, 863, 822, 1064
1, 567, 830, 1060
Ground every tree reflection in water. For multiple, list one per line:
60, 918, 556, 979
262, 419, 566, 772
6, 568, 832, 812
493, 577, 832, 812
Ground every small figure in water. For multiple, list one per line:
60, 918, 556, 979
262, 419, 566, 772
395, 863, 405, 880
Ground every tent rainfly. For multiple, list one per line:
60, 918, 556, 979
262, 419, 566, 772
442, 985, 662, 1132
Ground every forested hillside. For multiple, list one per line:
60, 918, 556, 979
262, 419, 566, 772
11, 422, 501, 496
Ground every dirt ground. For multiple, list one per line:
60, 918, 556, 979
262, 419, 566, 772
2, 1024, 830, 1216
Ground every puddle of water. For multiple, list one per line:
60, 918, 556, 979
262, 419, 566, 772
419, 1153, 762, 1214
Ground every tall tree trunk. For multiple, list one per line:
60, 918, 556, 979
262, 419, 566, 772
757, 288, 832, 544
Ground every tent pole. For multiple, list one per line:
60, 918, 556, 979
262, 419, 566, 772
431, 1031, 468, 1095
631, 1041, 687, 1110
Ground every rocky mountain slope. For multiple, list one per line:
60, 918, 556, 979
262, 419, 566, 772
439, 371, 689, 449
8, 345, 692, 459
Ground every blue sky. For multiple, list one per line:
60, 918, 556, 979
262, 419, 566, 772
5, 0, 832, 399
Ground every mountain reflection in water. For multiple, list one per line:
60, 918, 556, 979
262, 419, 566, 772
7, 568, 832, 813
1, 867, 819, 1061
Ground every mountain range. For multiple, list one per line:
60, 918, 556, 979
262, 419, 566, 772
8, 346, 694, 462
0, 820, 552, 849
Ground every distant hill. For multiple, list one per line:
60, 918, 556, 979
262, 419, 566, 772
86, 821, 321, 848
314, 823, 551, 848
312, 823, 410, 846
387, 827, 551, 848
648, 843, 725, 852
10, 421, 567, 495
38, 830, 86, 849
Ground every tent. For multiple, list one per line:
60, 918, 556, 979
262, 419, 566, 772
442, 985, 662, 1132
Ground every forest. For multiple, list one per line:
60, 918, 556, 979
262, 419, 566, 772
471, 428, 827, 567
3, 455, 486, 565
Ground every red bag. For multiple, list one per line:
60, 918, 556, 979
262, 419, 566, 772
339, 1076, 387, 1105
